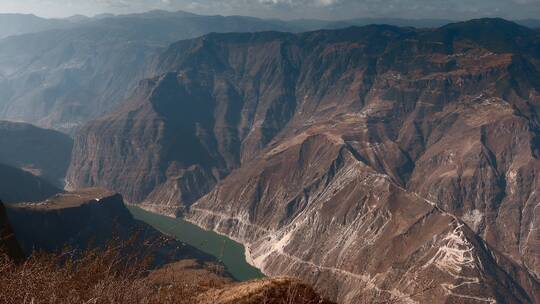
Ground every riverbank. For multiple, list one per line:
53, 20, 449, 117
128, 206, 264, 281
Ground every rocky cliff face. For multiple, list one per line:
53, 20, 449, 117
68, 19, 540, 303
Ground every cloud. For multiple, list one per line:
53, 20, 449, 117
0, 0, 539, 20
258, 0, 340, 6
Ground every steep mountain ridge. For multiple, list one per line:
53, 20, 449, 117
187, 132, 540, 303
2, 12, 539, 133
68, 19, 540, 303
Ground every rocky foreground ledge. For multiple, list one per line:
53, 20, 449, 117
3, 188, 215, 266
0, 189, 333, 304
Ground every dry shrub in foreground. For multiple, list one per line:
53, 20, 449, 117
0, 238, 207, 304
197, 277, 335, 304
0, 239, 334, 304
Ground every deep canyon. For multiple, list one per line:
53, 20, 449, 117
0, 10, 540, 304
64, 18, 540, 303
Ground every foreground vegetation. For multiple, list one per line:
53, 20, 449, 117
0, 239, 332, 304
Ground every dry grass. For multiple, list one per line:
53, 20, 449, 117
0, 239, 333, 304
196, 277, 335, 304
0, 237, 204, 304
3, 243, 133, 304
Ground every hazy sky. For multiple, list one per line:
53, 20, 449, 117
1, 0, 539, 20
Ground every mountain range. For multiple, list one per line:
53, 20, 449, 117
0, 11, 296, 132
0, 13, 78, 39
0, 11, 539, 132
64, 18, 540, 303
1, 11, 540, 303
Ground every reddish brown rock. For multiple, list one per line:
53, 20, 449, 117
68, 19, 540, 303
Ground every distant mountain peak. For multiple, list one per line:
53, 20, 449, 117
434, 17, 540, 53
442, 17, 530, 32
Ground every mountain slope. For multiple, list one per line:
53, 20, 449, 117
289, 17, 540, 32
0, 164, 61, 204
0, 11, 296, 132
0, 121, 73, 186
188, 133, 540, 303
0, 14, 77, 39
68, 19, 540, 303
4, 188, 216, 268
3, 11, 537, 134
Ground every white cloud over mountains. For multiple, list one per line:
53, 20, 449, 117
258, 0, 340, 6
0, 0, 539, 20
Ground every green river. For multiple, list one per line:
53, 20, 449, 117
128, 206, 264, 281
